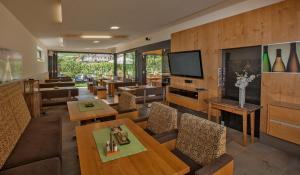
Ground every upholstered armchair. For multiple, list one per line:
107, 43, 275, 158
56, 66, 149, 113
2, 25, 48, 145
134, 102, 178, 147
114, 92, 139, 120
164, 113, 233, 175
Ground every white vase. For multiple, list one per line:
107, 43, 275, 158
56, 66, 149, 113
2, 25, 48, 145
239, 87, 246, 108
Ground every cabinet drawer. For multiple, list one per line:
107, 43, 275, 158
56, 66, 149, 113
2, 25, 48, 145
269, 105, 300, 125
268, 120, 300, 145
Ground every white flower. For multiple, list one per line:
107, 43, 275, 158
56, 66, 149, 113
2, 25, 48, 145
235, 71, 256, 89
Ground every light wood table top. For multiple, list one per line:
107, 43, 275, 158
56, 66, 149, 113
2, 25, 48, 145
40, 86, 78, 92
118, 85, 157, 92
103, 80, 124, 84
76, 118, 190, 175
67, 99, 118, 122
207, 98, 261, 114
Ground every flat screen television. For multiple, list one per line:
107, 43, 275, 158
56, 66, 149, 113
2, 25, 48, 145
168, 50, 203, 78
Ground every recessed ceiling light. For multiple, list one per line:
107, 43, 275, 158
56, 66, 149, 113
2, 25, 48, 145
81, 35, 112, 39
110, 26, 120, 30
93, 40, 100, 43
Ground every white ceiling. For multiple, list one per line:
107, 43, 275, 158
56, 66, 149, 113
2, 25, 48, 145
1, 0, 237, 52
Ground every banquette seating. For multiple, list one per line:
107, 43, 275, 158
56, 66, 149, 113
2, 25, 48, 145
0, 81, 62, 175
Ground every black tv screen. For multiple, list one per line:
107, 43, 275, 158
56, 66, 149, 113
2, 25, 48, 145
168, 50, 203, 78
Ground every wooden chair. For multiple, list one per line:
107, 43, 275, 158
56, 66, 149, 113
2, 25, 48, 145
161, 113, 234, 175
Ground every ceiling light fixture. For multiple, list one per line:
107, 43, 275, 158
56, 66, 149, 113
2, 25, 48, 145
81, 35, 112, 39
56, 1, 63, 23
110, 26, 120, 30
93, 40, 100, 43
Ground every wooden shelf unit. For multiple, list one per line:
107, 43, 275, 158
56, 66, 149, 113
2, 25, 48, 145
166, 76, 208, 112
267, 102, 300, 145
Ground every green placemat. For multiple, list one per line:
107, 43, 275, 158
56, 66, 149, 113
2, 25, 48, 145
93, 125, 147, 163
78, 101, 105, 112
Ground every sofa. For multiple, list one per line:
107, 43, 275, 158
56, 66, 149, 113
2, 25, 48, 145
0, 81, 62, 175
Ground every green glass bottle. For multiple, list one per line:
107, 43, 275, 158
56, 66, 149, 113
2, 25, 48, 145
262, 46, 271, 72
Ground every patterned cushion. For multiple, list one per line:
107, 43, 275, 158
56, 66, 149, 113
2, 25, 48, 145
146, 102, 177, 134
8, 93, 31, 133
0, 99, 21, 169
0, 81, 23, 99
176, 113, 226, 166
118, 92, 137, 112
0, 81, 31, 169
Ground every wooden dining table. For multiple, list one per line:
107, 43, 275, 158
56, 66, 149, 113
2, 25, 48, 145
76, 118, 190, 175
67, 99, 118, 123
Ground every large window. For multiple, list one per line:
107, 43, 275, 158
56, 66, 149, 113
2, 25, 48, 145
125, 52, 136, 80
57, 52, 114, 81
116, 54, 124, 78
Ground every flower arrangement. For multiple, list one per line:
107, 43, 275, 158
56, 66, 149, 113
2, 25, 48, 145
235, 69, 256, 107
235, 70, 256, 89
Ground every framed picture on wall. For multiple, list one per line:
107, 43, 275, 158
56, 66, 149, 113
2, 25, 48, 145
262, 41, 300, 73
0, 48, 22, 83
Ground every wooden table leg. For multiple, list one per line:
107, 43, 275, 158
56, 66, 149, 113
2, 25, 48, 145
111, 84, 115, 97
242, 111, 248, 146
108, 83, 115, 97
208, 102, 212, 121
250, 112, 255, 144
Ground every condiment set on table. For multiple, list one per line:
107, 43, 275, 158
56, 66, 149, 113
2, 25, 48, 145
105, 126, 130, 156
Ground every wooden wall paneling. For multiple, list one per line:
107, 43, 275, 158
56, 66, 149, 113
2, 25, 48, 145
171, 33, 181, 52
261, 73, 300, 132
171, 0, 300, 133
261, 0, 300, 44
219, 9, 263, 49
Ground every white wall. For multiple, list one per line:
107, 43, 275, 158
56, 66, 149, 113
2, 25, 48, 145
115, 0, 283, 53
0, 2, 48, 80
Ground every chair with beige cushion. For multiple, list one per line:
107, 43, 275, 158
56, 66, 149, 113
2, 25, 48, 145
114, 92, 139, 120
166, 113, 233, 175
134, 102, 178, 144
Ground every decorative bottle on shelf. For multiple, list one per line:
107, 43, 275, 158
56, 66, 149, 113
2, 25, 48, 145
286, 42, 300, 72
272, 49, 286, 72
262, 46, 271, 72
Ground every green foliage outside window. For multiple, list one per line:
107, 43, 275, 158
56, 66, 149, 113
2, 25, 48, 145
57, 53, 114, 78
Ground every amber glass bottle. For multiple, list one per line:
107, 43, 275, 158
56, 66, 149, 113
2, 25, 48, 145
272, 49, 286, 72
286, 42, 300, 72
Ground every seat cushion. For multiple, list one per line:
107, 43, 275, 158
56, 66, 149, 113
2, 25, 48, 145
0, 157, 61, 175
172, 149, 202, 175
3, 117, 62, 169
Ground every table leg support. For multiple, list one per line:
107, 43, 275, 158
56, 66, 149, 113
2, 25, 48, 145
242, 112, 248, 146
250, 112, 255, 144
208, 102, 212, 121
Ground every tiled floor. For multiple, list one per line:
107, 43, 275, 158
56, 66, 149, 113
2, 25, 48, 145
42, 88, 300, 175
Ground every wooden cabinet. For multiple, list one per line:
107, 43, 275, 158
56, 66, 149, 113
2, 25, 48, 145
166, 86, 208, 112
267, 102, 300, 145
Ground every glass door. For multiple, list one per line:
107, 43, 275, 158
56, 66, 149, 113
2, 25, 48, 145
145, 54, 162, 86
124, 51, 136, 81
